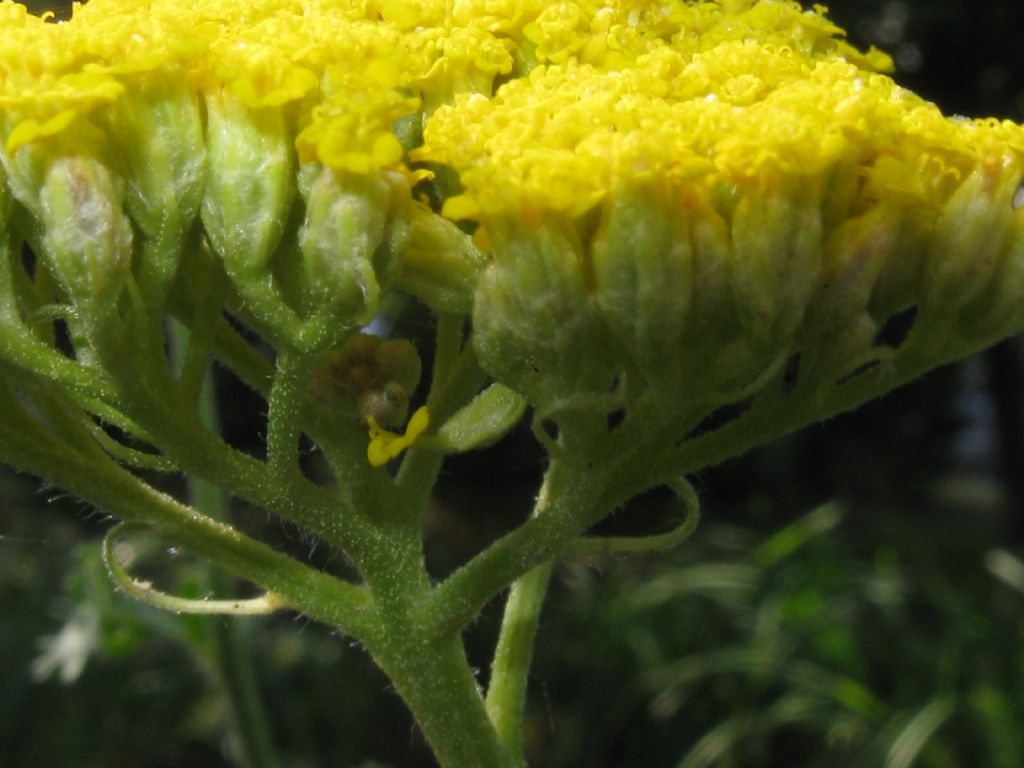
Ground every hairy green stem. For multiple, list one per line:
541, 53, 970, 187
0, 391, 373, 637
0, 322, 117, 403
483, 462, 581, 762
265, 346, 315, 481
96, 362, 376, 563
485, 562, 552, 764
428, 313, 465, 409
368, 629, 518, 768
169, 319, 280, 768
421, 460, 610, 638
353, 518, 516, 768
425, 331, 1008, 635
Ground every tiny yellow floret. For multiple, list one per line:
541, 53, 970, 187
6, 110, 77, 154
367, 406, 431, 467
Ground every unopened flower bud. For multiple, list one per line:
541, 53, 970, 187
200, 93, 294, 280
396, 204, 488, 316
112, 86, 205, 243
675, 199, 776, 399
593, 182, 784, 406
298, 167, 411, 326
799, 206, 898, 378
591, 184, 693, 394
729, 177, 823, 350
961, 203, 1024, 344
864, 211, 931, 324
38, 155, 132, 309
0, 162, 16, 324
922, 163, 1017, 319
472, 220, 615, 412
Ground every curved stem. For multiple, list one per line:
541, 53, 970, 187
424, 348, 950, 640
480, 458, 684, 762
0, 392, 373, 637
102, 523, 282, 616
563, 477, 700, 557
169, 318, 281, 768
421, 459, 610, 638
485, 561, 552, 765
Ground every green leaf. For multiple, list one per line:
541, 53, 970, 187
432, 383, 526, 453
752, 502, 844, 567
885, 694, 957, 768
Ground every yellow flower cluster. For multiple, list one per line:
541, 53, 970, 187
0, 0, 412, 170
0, 0, 663, 165
3, 0, 1024, 445
417, 7, 1024, 223
6, 0, 1015, 203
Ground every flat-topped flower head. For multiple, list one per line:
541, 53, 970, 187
0, 0, 473, 344
2, 0, 1024, 448
415, 1, 1024, 432
419, 32, 1019, 220
0, 0, 518, 305
4, 7, 1024, 761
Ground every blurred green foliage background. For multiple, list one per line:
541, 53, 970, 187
3, 1, 1024, 766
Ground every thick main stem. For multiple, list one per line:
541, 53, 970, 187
369, 628, 518, 768
354, 509, 516, 768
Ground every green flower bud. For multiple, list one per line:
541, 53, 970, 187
865, 210, 931, 323
472, 219, 615, 414
0, 161, 17, 326
37, 155, 132, 309
672, 196, 781, 402
922, 163, 1017, 319
590, 183, 779, 408
0, 156, 8, 213
200, 93, 294, 280
111, 86, 205, 243
729, 176, 823, 350
1, 135, 57, 226
298, 167, 411, 326
799, 206, 897, 379
591, 184, 693, 395
396, 204, 488, 316
962, 202, 1024, 344
820, 159, 863, 232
